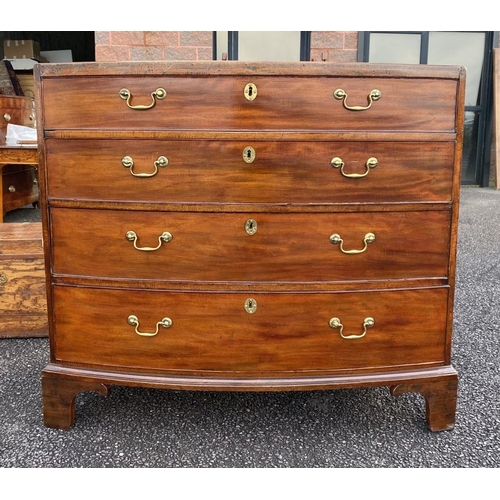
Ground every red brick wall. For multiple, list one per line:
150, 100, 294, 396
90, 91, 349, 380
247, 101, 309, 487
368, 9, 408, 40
310, 31, 358, 62
95, 31, 213, 61
95, 31, 358, 62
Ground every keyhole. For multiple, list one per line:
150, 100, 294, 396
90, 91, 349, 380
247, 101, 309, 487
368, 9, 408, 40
243, 146, 255, 164
244, 82, 257, 101
245, 219, 258, 235
245, 298, 257, 314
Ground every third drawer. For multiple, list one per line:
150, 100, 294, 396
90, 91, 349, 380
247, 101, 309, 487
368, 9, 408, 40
50, 208, 452, 283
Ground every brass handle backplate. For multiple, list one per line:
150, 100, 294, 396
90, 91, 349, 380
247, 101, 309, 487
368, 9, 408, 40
244, 83, 258, 101
127, 315, 172, 337
8, 185, 16, 193
329, 317, 374, 339
119, 87, 166, 110
122, 155, 168, 178
330, 232, 375, 254
331, 157, 378, 178
3, 113, 11, 122
333, 88, 381, 111
0, 273, 7, 285
126, 230, 172, 251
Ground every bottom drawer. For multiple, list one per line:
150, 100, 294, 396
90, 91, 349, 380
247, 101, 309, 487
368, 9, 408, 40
53, 286, 449, 375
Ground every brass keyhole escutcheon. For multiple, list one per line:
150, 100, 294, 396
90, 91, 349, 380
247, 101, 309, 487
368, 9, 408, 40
245, 219, 258, 236
3, 113, 11, 122
245, 298, 258, 314
244, 83, 258, 101
243, 146, 256, 164
0, 273, 7, 285
8, 185, 16, 193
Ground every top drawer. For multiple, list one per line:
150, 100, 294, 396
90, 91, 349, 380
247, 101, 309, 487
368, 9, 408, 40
41, 75, 459, 133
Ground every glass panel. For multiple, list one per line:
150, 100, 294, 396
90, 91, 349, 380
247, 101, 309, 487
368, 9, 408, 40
368, 33, 421, 64
215, 31, 228, 60
462, 111, 479, 184
238, 31, 301, 61
428, 32, 485, 106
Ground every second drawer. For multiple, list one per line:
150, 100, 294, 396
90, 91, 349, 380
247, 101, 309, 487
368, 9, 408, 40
45, 139, 455, 204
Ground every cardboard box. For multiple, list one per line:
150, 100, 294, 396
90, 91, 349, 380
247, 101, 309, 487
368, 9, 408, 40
3, 39, 41, 61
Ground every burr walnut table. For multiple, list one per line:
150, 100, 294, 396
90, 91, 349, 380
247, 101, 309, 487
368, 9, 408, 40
35, 61, 465, 431
0, 145, 46, 339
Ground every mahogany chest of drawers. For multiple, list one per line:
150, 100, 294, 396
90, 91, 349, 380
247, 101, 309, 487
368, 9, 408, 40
35, 61, 465, 431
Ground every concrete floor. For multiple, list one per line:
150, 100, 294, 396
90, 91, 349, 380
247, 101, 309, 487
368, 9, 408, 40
1, 187, 499, 468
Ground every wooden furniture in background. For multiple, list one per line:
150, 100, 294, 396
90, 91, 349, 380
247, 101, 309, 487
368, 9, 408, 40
0, 146, 46, 338
0, 65, 46, 338
0, 95, 36, 143
35, 61, 465, 431
0, 146, 39, 220
1, 94, 39, 220
0, 222, 48, 338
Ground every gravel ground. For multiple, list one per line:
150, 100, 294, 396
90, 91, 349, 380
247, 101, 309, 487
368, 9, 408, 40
1, 187, 499, 469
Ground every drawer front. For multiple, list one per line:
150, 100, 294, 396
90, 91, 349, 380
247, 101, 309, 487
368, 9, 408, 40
53, 286, 449, 373
42, 76, 458, 132
1, 95, 35, 127
51, 208, 451, 282
45, 139, 455, 204
2, 166, 38, 205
